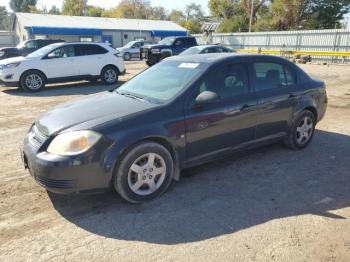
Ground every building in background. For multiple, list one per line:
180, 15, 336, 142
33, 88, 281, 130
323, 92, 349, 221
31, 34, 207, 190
12, 13, 187, 47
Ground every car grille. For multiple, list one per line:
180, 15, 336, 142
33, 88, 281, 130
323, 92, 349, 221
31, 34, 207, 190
35, 175, 74, 189
28, 124, 48, 148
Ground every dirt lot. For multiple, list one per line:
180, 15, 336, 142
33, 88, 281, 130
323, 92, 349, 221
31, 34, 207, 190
0, 61, 349, 262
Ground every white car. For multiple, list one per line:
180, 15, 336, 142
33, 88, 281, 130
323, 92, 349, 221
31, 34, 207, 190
116, 40, 151, 61
0, 42, 125, 92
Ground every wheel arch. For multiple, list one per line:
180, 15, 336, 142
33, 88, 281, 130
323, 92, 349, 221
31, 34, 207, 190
303, 106, 318, 121
20, 69, 48, 82
112, 136, 181, 182
101, 64, 120, 75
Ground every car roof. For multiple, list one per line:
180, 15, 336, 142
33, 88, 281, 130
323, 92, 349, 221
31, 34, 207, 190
167, 53, 290, 64
49, 41, 108, 47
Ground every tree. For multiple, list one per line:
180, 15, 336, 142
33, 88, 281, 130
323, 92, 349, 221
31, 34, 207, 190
86, 5, 104, 17
147, 6, 167, 20
49, 5, 61, 15
104, 0, 151, 19
0, 6, 9, 30
62, 0, 87, 16
10, 0, 37, 12
181, 2, 205, 33
168, 9, 186, 23
305, 0, 350, 29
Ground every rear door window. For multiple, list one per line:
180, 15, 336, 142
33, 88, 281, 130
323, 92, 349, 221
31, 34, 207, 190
75, 44, 108, 56
253, 62, 296, 91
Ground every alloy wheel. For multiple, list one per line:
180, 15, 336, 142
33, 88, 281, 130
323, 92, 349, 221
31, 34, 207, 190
296, 116, 314, 145
104, 69, 117, 83
25, 74, 42, 90
127, 153, 167, 196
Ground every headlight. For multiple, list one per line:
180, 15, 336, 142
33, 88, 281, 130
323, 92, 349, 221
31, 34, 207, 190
151, 48, 160, 54
47, 130, 102, 156
0, 51, 4, 56
1, 62, 21, 70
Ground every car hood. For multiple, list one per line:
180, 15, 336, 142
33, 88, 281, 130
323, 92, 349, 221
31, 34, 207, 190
0, 47, 19, 52
35, 91, 158, 136
0, 56, 28, 64
143, 44, 168, 49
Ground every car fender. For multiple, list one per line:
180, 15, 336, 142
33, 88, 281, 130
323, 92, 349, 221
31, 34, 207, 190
102, 121, 186, 182
291, 91, 318, 126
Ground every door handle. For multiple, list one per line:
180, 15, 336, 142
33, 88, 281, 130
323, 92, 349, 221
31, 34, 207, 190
224, 104, 253, 115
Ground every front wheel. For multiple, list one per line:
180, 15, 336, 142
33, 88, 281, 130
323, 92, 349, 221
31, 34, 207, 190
101, 66, 119, 85
20, 70, 46, 92
123, 52, 131, 61
284, 110, 316, 149
146, 61, 155, 67
113, 142, 174, 203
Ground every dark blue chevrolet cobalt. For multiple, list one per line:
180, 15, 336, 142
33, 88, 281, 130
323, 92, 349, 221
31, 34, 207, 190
22, 54, 327, 203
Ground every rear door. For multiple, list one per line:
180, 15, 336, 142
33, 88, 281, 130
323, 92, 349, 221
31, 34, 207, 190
74, 44, 109, 76
252, 59, 300, 139
184, 60, 258, 161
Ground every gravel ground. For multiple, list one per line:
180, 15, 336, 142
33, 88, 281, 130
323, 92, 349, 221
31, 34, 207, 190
0, 61, 349, 262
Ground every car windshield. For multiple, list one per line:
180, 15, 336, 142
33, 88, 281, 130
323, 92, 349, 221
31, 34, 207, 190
117, 61, 205, 103
180, 47, 202, 55
26, 44, 61, 58
124, 41, 137, 48
158, 37, 175, 46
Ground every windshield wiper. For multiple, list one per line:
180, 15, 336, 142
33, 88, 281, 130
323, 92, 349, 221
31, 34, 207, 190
116, 90, 148, 102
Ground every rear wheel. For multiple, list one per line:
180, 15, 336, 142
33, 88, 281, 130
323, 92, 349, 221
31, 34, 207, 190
20, 70, 46, 92
113, 142, 174, 203
284, 110, 316, 149
101, 66, 119, 85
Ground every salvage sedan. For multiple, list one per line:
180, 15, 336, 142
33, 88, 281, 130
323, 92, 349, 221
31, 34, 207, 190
22, 54, 327, 203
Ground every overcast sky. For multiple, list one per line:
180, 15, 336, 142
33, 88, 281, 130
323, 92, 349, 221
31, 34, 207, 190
0, 0, 210, 14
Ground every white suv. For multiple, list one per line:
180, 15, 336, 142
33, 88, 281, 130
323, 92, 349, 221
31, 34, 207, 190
0, 42, 125, 92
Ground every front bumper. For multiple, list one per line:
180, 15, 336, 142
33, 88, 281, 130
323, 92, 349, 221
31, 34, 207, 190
120, 69, 126, 76
22, 130, 115, 194
0, 68, 21, 86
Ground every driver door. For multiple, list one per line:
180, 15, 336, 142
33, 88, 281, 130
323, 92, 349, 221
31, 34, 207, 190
184, 61, 258, 161
42, 45, 79, 79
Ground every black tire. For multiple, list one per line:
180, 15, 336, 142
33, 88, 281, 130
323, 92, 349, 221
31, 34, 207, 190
146, 61, 155, 67
101, 66, 119, 85
113, 142, 174, 203
284, 110, 316, 150
20, 70, 46, 92
123, 52, 131, 61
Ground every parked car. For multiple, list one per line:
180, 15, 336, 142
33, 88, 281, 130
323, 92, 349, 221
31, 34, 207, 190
22, 54, 327, 203
0, 39, 65, 60
179, 44, 234, 56
116, 39, 152, 61
0, 42, 125, 92
140, 36, 198, 66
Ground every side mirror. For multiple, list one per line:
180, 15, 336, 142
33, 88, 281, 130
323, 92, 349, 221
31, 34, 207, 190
47, 53, 58, 59
195, 91, 220, 105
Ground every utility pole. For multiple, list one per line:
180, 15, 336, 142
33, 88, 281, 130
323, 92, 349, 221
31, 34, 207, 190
249, 0, 254, 32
